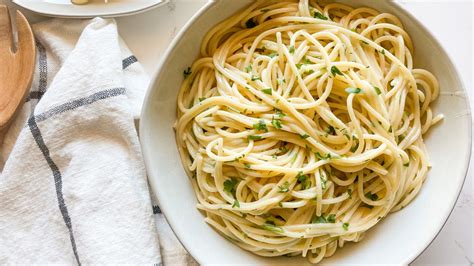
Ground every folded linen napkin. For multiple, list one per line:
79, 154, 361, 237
0, 17, 194, 264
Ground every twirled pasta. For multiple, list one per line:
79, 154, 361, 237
175, 0, 442, 263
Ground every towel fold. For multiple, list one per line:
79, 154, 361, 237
0, 18, 165, 264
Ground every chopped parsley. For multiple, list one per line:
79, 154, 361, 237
350, 139, 359, 153
261, 223, 284, 233
183, 67, 192, 79
245, 65, 252, 73
279, 145, 288, 153
342, 223, 349, 231
347, 189, 352, 199
248, 135, 263, 141
223, 178, 238, 196
374, 86, 382, 95
321, 176, 327, 190
345, 87, 362, 94
232, 199, 240, 208
304, 69, 315, 75
365, 192, 379, 201
403, 162, 409, 167
289, 45, 295, 54
278, 181, 290, 193
314, 12, 328, 20
262, 88, 272, 95
244, 163, 251, 169
300, 134, 310, 139
268, 52, 278, 58
315, 152, 331, 160
326, 125, 336, 135
311, 216, 327, 223
198, 97, 206, 102
296, 63, 303, 69
253, 120, 268, 132
271, 117, 282, 129
275, 109, 286, 117
327, 214, 336, 223
330, 66, 343, 77
311, 214, 336, 224
380, 49, 386, 55
296, 172, 310, 189
251, 75, 261, 81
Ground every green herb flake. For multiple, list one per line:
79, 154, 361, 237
253, 120, 268, 132
327, 214, 336, 223
342, 222, 349, 231
275, 109, 286, 117
326, 125, 336, 135
403, 162, 409, 167
347, 189, 352, 199
279, 145, 288, 153
345, 87, 362, 94
198, 97, 206, 102
296, 172, 310, 189
296, 63, 303, 69
365, 192, 379, 201
289, 45, 295, 54
251, 75, 261, 81
321, 176, 327, 190
300, 134, 310, 139
374, 86, 382, 95
268, 52, 278, 58
245, 65, 252, 73
312, 214, 335, 224
350, 140, 359, 153
314, 12, 328, 20
311, 216, 327, 223
278, 181, 290, 193
262, 88, 272, 95
244, 163, 251, 169
330, 66, 343, 77
360, 40, 369, 45
248, 135, 263, 141
183, 67, 192, 79
380, 49, 386, 55
223, 178, 238, 196
261, 223, 284, 233
315, 152, 331, 160
271, 117, 282, 129
232, 199, 240, 208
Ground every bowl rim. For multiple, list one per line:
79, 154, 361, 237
140, 0, 472, 264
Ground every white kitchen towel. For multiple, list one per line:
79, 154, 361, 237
0, 17, 192, 264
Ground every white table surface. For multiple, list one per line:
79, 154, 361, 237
4, 0, 473, 264
119, 1, 473, 264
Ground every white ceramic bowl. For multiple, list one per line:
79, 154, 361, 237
140, 0, 472, 264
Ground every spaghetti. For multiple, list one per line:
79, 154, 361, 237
175, 0, 442, 263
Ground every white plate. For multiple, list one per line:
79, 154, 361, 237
140, 0, 471, 265
12, 0, 168, 18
